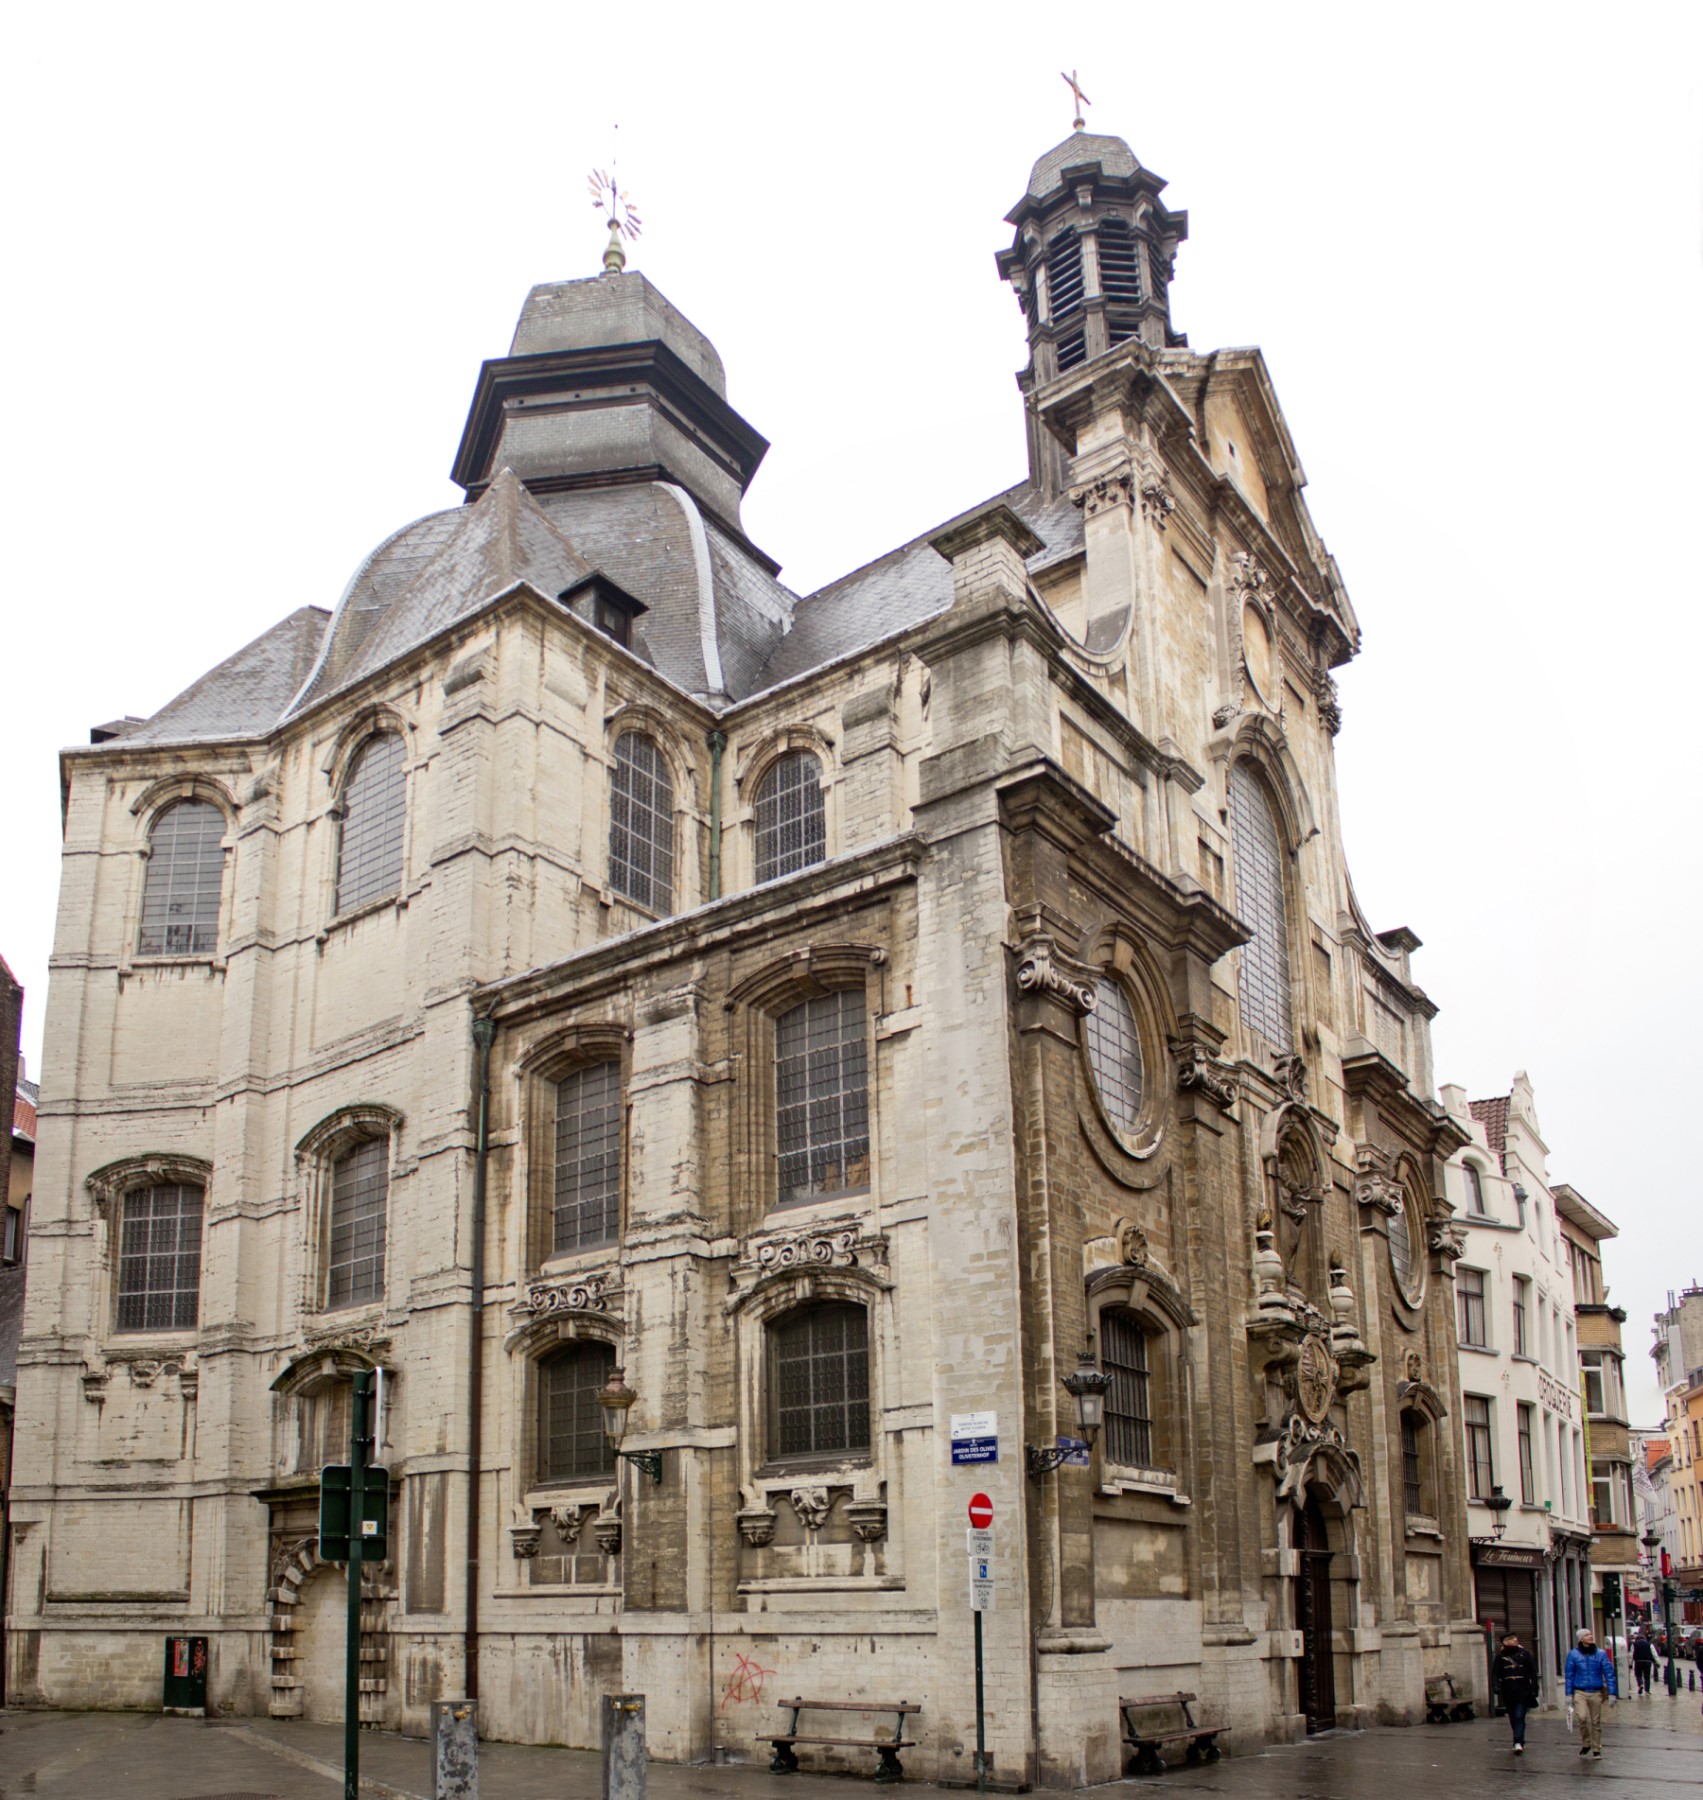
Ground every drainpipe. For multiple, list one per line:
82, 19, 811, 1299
465, 1014, 495, 1702
707, 730, 727, 901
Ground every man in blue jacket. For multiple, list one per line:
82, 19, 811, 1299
1565, 1626, 1617, 1758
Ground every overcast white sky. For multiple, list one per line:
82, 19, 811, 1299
3, 3, 1699, 1420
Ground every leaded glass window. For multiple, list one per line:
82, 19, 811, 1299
539, 1343, 617, 1483
1389, 1198, 1416, 1299
776, 989, 868, 1202
770, 1303, 869, 1460
138, 800, 224, 956
116, 1184, 203, 1332
609, 733, 674, 914
1227, 763, 1293, 1049
553, 1062, 622, 1253
327, 1138, 387, 1308
1101, 1308, 1154, 1468
336, 734, 406, 913
1084, 979, 1144, 1138
754, 752, 826, 884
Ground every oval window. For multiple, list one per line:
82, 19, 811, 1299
1085, 978, 1145, 1140
1389, 1190, 1424, 1304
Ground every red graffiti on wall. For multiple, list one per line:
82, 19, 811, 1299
720, 1652, 779, 1709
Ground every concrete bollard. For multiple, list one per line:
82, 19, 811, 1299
433, 1698, 479, 1799
603, 1693, 647, 1800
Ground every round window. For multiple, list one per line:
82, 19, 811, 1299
1084, 977, 1145, 1140
1388, 1190, 1423, 1304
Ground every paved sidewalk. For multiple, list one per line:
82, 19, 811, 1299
1, 1698, 1699, 1798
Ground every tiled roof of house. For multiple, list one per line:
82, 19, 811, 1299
12, 1087, 36, 1144
1468, 1095, 1510, 1170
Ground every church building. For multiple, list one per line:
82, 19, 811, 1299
12, 121, 1483, 1780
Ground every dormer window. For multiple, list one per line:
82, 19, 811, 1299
560, 572, 646, 651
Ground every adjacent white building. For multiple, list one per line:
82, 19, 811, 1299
1439, 1077, 1591, 1701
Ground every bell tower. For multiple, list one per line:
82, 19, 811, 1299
997, 129, 1188, 494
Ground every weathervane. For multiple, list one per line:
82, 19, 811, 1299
588, 167, 643, 275
1061, 70, 1091, 132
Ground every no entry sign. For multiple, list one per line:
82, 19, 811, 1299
967, 1493, 993, 1529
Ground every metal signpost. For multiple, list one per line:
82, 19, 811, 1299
967, 1493, 993, 1791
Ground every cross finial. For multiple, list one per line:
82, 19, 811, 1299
1061, 70, 1091, 132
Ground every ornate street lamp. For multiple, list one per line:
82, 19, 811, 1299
1484, 1485, 1513, 1540
598, 1366, 664, 1485
1027, 1343, 1115, 1478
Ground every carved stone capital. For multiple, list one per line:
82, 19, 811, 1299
510, 1522, 542, 1560
1140, 475, 1177, 530
1069, 468, 1135, 518
1174, 1040, 1237, 1111
846, 1500, 888, 1544
1231, 551, 1270, 600
1271, 1052, 1308, 1102
592, 1514, 622, 1557
736, 1506, 777, 1548
1429, 1219, 1468, 1263
1012, 931, 1098, 1015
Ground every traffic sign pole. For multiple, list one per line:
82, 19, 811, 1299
967, 1494, 992, 1791
345, 1369, 372, 1800
974, 1608, 985, 1793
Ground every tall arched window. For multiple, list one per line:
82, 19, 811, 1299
768, 1302, 869, 1459
116, 1183, 204, 1332
1227, 762, 1293, 1049
754, 751, 825, 884
1101, 1307, 1154, 1468
336, 733, 406, 913
775, 988, 868, 1202
327, 1138, 387, 1308
539, 1341, 617, 1483
138, 800, 225, 955
552, 1062, 622, 1253
609, 732, 675, 914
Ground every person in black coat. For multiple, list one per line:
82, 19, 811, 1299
1632, 1632, 1656, 1694
1492, 1632, 1541, 1752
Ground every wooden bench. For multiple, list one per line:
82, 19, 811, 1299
760, 1698, 920, 1782
1119, 1692, 1226, 1775
1424, 1673, 1475, 1723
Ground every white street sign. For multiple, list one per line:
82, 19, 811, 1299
966, 1527, 994, 1558
969, 1576, 994, 1612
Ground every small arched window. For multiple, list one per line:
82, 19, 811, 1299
754, 751, 826, 884
1084, 978, 1145, 1140
1101, 1307, 1154, 1468
768, 1302, 869, 1460
327, 1138, 388, 1308
116, 1183, 204, 1333
336, 733, 407, 913
552, 1062, 622, 1254
1463, 1162, 1488, 1217
138, 800, 225, 955
609, 732, 675, 914
775, 988, 868, 1202
1227, 762, 1293, 1049
1400, 1409, 1431, 1516
538, 1341, 617, 1483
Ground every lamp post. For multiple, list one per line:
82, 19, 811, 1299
1484, 1486, 1513, 1540
598, 1366, 664, 1485
1026, 1343, 1115, 1478
1641, 1530, 1677, 1695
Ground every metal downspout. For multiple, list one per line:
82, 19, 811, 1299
707, 730, 727, 901
466, 1015, 495, 1701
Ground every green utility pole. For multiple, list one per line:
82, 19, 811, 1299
345, 1369, 373, 1800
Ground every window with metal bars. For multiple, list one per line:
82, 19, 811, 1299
116, 1184, 203, 1332
1227, 763, 1293, 1049
1047, 229, 1084, 320
775, 989, 869, 1203
1101, 1309, 1154, 1468
769, 1303, 869, 1460
538, 1342, 617, 1483
1401, 1410, 1425, 1514
138, 800, 224, 956
1084, 978, 1145, 1139
553, 1062, 622, 1253
336, 734, 407, 913
754, 752, 826, 883
1457, 1266, 1488, 1347
1096, 219, 1142, 303
1464, 1394, 1496, 1499
608, 733, 674, 914
327, 1138, 387, 1308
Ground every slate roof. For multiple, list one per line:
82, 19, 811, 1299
1026, 131, 1141, 200
121, 607, 331, 746
1468, 1095, 1510, 1171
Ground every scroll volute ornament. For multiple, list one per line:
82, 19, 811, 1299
1011, 926, 1097, 1016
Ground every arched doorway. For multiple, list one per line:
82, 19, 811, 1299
295, 1567, 345, 1723
1296, 1494, 1336, 1731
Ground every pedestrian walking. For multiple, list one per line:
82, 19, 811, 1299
1565, 1626, 1618, 1759
1632, 1632, 1656, 1695
1491, 1631, 1540, 1752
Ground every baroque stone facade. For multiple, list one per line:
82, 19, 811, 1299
12, 124, 1483, 1777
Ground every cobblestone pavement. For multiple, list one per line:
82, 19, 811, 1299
0, 1699, 1698, 1800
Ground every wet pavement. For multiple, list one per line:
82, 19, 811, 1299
0, 1697, 1697, 1799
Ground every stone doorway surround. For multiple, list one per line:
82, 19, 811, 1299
267, 1533, 394, 1723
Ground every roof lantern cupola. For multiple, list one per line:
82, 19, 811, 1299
997, 118, 1188, 490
